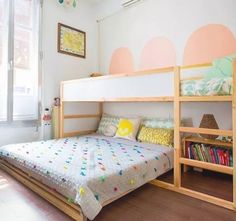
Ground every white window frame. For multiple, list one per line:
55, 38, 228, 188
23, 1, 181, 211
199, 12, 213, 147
0, 0, 42, 127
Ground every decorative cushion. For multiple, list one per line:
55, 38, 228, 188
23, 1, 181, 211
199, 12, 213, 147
137, 126, 174, 147
115, 118, 141, 141
97, 114, 120, 136
103, 124, 117, 137
142, 118, 174, 129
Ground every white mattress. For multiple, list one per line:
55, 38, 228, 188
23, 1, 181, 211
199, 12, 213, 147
0, 135, 174, 220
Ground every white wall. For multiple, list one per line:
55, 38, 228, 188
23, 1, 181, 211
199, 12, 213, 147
96, 0, 236, 73
42, 0, 98, 107
0, 126, 39, 147
96, 0, 235, 130
103, 102, 232, 130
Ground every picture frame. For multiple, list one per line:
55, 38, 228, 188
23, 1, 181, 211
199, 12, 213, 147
57, 23, 86, 58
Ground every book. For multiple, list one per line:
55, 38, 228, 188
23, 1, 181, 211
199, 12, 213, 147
218, 149, 224, 165
216, 149, 222, 165
200, 144, 207, 162
185, 141, 191, 158
229, 151, 233, 167
210, 148, 216, 164
225, 150, 230, 166
213, 148, 219, 164
193, 146, 199, 161
196, 144, 204, 161
205, 146, 212, 163
189, 146, 194, 159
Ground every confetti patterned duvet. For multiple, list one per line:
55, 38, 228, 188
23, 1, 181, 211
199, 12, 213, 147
0, 135, 173, 220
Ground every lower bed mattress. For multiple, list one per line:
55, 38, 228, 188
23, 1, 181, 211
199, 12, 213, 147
0, 134, 174, 220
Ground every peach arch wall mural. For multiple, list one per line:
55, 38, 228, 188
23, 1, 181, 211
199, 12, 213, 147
139, 37, 176, 70
183, 24, 236, 65
109, 47, 134, 75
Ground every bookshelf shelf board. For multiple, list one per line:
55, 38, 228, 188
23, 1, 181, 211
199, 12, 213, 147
179, 96, 232, 102
180, 127, 233, 137
184, 136, 233, 148
180, 158, 233, 175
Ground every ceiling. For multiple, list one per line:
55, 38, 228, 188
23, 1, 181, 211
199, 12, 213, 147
89, 0, 103, 4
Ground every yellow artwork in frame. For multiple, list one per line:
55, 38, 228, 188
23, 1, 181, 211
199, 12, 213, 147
58, 23, 86, 58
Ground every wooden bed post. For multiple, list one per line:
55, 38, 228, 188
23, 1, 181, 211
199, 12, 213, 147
233, 59, 236, 210
174, 66, 181, 188
60, 82, 64, 138
99, 102, 103, 117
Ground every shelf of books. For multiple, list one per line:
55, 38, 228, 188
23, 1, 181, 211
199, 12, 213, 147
182, 136, 233, 175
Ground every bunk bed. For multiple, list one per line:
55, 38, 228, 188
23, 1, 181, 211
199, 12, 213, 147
0, 61, 235, 221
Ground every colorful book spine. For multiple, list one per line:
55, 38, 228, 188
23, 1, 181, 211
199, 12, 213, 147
210, 148, 216, 164
200, 144, 207, 162
213, 148, 219, 164
185, 140, 232, 167
193, 146, 199, 161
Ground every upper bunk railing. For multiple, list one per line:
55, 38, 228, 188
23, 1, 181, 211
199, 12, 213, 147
60, 60, 235, 103
61, 66, 176, 102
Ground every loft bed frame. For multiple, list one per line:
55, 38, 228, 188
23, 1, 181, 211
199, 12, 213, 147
0, 61, 235, 221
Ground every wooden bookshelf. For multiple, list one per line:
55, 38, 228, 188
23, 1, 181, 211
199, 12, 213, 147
182, 136, 233, 174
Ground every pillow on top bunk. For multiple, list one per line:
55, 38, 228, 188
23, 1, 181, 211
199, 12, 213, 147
137, 126, 174, 147
115, 118, 141, 141
142, 117, 174, 129
97, 114, 120, 137
205, 53, 236, 79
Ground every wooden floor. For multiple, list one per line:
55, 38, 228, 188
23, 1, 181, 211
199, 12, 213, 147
0, 169, 236, 221
159, 169, 233, 201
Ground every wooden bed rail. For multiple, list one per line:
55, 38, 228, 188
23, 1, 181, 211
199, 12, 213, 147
0, 160, 86, 221
61, 66, 175, 84
180, 62, 212, 70
64, 114, 101, 119
61, 97, 174, 103
59, 102, 103, 138
61, 62, 212, 86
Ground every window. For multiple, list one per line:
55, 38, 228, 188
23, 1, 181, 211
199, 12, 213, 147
0, 0, 8, 121
0, 0, 40, 123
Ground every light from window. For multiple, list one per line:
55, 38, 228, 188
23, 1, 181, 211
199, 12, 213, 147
13, 0, 39, 121
0, 0, 39, 122
0, 0, 8, 121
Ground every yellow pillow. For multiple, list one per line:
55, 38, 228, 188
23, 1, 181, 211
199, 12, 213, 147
138, 126, 174, 147
115, 118, 141, 141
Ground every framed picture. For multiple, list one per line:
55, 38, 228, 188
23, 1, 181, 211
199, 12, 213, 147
57, 23, 86, 58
